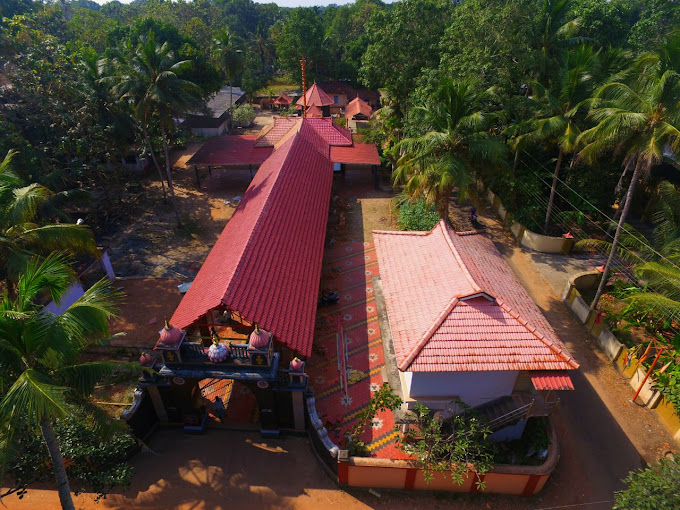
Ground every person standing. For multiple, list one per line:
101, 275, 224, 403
213, 396, 225, 421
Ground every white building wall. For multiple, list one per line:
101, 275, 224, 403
44, 282, 85, 316
405, 370, 518, 408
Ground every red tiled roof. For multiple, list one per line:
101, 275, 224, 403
296, 83, 334, 107
531, 371, 575, 390
273, 92, 293, 105
255, 117, 352, 149
254, 117, 300, 147
330, 143, 381, 165
307, 118, 353, 146
187, 135, 273, 166
170, 121, 333, 356
306, 105, 324, 118
345, 96, 373, 120
374, 221, 578, 373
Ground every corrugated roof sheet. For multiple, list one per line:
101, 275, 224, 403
170, 121, 333, 356
374, 221, 579, 373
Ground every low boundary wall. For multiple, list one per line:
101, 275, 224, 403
478, 182, 573, 254
307, 393, 560, 497
562, 271, 680, 444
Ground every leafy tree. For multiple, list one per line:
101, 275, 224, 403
434, 0, 541, 100
232, 104, 256, 127
514, 44, 600, 233
399, 403, 496, 487
274, 7, 327, 82
110, 35, 203, 226
577, 36, 680, 310
614, 455, 680, 510
360, 0, 454, 110
0, 150, 97, 280
3, 416, 135, 502
567, 0, 635, 48
212, 28, 244, 131
325, 0, 385, 82
395, 79, 510, 219
0, 254, 131, 510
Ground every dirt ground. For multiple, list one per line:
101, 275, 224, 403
108, 278, 185, 349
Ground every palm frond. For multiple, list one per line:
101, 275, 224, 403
55, 361, 139, 397
634, 261, 680, 301
18, 224, 97, 257
0, 370, 70, 424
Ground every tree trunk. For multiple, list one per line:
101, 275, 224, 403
40, 420, 75, 510
438, 186, 452, 223
543, 148, 564, 234
610, 157, 636, 226
228, 80, 233, 134
591, 158, 645, 310
512, 150, 520, 174
143, 127, 167, 202
159, 123, 182, 227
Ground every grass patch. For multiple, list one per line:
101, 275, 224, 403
255, 77, 300, 96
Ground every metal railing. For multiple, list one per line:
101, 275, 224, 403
488, 400, 534, 430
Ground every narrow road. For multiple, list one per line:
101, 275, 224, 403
449, 197, 677, 508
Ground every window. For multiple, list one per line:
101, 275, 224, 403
333, 95, 339, 104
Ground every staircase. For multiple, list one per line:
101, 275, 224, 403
475, 393, 559, 431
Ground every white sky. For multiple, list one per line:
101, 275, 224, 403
89, 0, 374, 6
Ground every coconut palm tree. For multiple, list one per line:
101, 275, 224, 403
514, 44, 599, 233
110, 35, 203, 226
578, 39, 680, 310
0, 254, 129, 510
394, 79, 509, 219
212, 29, 243, 132
0, 150, 97, 280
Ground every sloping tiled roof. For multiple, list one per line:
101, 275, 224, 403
330, 143, 381, 165
345, 96, 373, 119
306, 105, 324, 118
254, 117, 300, 147
296, 83, 334, 107
255, 117, 352, 149
316, 81, 381, 105
187, 135, 273, 166
273, 92, 293, 105
531, 371, 575, 390
170, 121, 333, 356
374, 221, 579, 373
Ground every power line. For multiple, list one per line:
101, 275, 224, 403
503, 154, 680, 326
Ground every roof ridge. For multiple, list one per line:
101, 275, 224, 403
495, 297, 579, 369
223, 134, 303, 307
398, 295, 460, 371
440, 221, 482, 294
372, 229, 429, 236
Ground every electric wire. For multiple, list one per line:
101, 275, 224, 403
501, 152, 680, 329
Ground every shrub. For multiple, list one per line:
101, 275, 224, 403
232, 104, 256, 127
398, 199, 439, 231
4, 416, 135, 502
614, 455, 680, 510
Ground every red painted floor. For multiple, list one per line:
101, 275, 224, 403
308, 241, 411, 459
